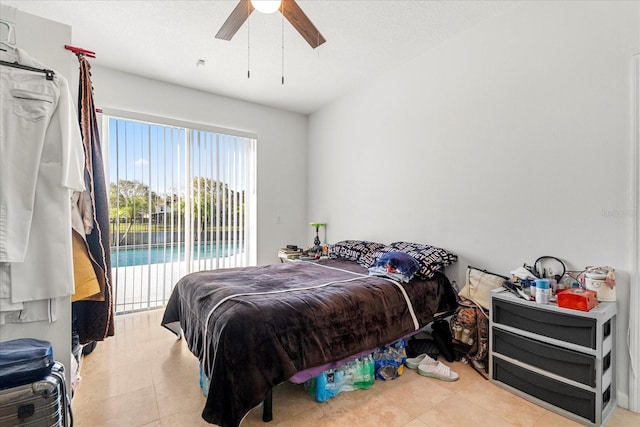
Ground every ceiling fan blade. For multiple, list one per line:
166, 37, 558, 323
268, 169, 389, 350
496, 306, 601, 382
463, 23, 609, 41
281, 0, 326, 48
216, 0, 254, 41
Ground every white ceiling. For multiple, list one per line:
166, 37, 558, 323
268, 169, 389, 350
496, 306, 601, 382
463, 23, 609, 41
1, 1, 520, 115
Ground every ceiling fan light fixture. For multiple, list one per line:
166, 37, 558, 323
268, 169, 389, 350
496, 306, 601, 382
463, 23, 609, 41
251, 0, 281, 14
216, 0, 325, 49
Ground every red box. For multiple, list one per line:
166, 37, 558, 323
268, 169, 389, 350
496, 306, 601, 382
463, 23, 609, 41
556, 288, 598, 311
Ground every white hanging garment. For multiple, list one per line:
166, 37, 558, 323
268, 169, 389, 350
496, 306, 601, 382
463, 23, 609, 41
0, 47, 84, 316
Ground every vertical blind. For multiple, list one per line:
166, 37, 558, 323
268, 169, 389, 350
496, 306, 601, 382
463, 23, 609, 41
105, 115, 256, 313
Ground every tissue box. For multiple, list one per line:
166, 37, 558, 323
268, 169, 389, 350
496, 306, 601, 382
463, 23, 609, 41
556, 288, 598, 311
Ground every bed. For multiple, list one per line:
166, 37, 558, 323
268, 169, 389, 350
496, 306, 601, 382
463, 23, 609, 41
161, 240, 457, 427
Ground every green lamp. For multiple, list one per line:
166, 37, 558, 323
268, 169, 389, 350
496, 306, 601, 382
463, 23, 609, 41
310, 222, 326, 253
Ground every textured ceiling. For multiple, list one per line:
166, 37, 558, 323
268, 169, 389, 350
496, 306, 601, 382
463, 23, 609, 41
1, 1, 520, 114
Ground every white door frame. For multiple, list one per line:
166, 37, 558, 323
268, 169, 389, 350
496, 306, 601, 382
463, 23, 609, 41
631, 53, 640, 413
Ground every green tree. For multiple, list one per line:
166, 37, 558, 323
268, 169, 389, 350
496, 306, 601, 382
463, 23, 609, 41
192, 177, 230, 226
108, 178, 246, 239
109, 180, 161, 223
163, 191, 185, 222
191, 177, 247, 234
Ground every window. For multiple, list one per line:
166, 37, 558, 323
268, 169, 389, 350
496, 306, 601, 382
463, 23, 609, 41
104, 112, 256, 313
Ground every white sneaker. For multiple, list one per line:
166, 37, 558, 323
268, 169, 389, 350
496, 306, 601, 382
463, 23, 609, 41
405, 353, 438, 370
417, 361, 459, 381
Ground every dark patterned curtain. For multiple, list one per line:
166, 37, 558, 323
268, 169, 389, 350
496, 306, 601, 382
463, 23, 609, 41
73, 55, 115, 343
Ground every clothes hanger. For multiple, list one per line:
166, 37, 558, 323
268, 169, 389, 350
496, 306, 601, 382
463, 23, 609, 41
0, 19, 16, 52
0, 18, 55, 80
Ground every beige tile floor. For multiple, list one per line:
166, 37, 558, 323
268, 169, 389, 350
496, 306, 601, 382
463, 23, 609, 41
72, 309, 639, 427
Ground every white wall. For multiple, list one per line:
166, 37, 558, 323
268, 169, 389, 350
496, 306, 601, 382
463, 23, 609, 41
308, 0, 639, 408
90, 66, 309, 265
0, 5, 74, 384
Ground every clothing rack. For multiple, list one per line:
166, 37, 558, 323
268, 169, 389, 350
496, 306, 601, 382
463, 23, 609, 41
0, 59, 54, 80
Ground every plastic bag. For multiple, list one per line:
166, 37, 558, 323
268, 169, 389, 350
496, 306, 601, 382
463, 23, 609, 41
305, 354, 375, 402
199, 363, 210, 397
373, 339, 407, 380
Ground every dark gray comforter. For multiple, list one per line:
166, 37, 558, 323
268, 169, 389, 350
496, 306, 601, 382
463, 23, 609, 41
161, 258, 455, 427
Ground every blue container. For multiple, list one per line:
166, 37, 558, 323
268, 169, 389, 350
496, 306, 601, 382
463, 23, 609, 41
535, 279, 550, 304
535, 279, 550, 289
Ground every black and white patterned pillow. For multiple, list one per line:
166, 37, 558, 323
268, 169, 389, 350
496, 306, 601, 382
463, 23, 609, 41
365, 241, 458, 279
328, 240, 386, 264
358, 242, 389, 268
389, 241, 458, 268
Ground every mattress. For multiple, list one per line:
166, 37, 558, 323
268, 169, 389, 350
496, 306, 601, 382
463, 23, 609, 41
161, 258, 455, 427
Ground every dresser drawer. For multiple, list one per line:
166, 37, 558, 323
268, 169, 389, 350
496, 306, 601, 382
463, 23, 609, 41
492, 299, 597, 348
493, 328, 597, 386
492, 357, 596, 423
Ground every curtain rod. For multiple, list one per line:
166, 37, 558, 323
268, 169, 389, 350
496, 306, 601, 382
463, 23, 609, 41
64, 44, 96, 58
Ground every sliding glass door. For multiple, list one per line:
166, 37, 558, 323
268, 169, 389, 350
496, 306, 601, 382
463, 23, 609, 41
104, 114, 256, 313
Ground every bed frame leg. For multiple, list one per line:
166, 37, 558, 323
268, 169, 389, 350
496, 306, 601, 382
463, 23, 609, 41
262, 388, 273, 422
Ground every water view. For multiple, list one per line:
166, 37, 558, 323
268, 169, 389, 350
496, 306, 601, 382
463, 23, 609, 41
111, 243, 243, 267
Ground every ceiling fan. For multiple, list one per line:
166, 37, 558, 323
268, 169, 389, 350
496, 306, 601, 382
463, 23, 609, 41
216, 0, 326, 49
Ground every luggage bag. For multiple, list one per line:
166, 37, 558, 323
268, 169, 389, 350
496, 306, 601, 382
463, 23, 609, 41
0, 338, 72, 427
0, 362, 70, 427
